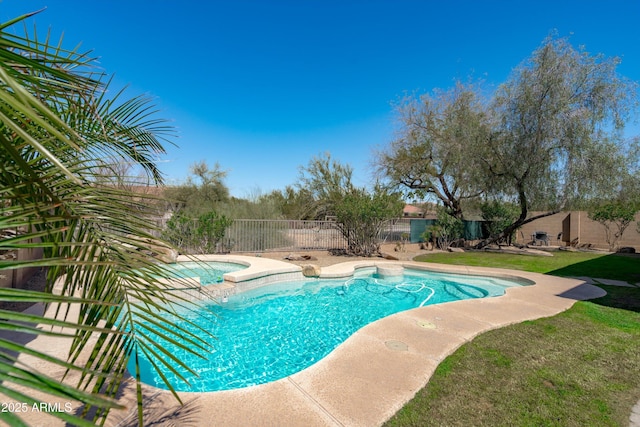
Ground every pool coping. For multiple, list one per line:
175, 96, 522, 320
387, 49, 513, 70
9, 258, 607, 426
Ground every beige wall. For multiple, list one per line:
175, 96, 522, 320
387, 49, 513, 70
0, 269, 13, 289
0, 246, 43, 289
515, 211, 640, 251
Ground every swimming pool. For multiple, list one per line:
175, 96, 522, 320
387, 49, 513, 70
131, 266, 526, 392
161, 261, 247, 285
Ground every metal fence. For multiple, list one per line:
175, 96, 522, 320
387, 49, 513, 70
221, 218, 411, 253
223, 219, 345, 252
155, 217, 413, 254
378, 218, 411, 243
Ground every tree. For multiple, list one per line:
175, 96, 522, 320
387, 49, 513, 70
0, 11, 209, 426
296, 152, 354, 219
219, 188, 287, 220
333, 186, 404, 256
163, 160, 230, 215
425, 207, 465, 249
589, 200, 639, 251
480, 200, 520, 245
297, 153, 403, 256
376, 81, 490, 219
265, 186, 317, 219
478, 35, 638, 246
188, 160, 230, 205
162, 161, 234, 253
163, 210, 233, 254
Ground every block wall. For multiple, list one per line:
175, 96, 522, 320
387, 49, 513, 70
515, 211, 640, 251
0, 246, 43, 289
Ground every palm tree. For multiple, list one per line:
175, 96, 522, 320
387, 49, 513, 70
0, 11, 210, 426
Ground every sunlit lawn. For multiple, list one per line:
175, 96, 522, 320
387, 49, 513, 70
385, 251, 640, 426
414, 250, 640, 283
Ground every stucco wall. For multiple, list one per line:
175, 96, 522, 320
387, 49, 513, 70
0, 246, 43, 289
516, 211, 640, 251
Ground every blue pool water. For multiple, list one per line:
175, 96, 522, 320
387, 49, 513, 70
131, 268, 525, 392
161, 261, 247, 285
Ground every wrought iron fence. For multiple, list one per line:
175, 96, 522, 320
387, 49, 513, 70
156, 217, 412, 253
223, 219, 347, 252
222, 218, 411, 253
378, 218, 411, 243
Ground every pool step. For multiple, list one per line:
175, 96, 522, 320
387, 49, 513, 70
201, 281, 236, 299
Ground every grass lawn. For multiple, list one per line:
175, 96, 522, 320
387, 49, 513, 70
385, 251, 640, 426
414, 250, 640, 284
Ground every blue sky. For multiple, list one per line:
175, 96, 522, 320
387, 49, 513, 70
2, 1, 639, 197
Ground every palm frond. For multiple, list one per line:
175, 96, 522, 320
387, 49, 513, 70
0, 11, 213, 426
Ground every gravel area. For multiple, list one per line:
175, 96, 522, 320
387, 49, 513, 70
239, 242, 435, 267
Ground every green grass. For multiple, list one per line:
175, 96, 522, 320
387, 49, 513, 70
415, 250, 640, 283
385, 251, 640, 427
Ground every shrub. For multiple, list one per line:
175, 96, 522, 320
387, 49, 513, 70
426, 207, 464, 249
164, 210, 233, 254
333, 187, 404, 257
588, 200, 638, 252
480, 200, 520, 245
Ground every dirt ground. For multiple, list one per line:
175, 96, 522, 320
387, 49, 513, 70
239, 242, 436, 267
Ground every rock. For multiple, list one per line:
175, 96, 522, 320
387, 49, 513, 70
155, 248, 179, 264
284, 253, 316, 261
302, 264, 321, 277
523, 248, 554, 257
483, 246, 553, 257
617, 246, 636, 254
328, 248, 348, 256
381, 253, 400, 260
447, 247, 465, 253
394, 241, 406, 252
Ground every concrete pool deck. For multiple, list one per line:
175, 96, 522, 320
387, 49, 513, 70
105, 260, 607, 427
4, 257, 609, 426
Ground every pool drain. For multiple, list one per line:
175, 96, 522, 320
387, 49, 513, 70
385, 340, 408, 351
417, 320, 436, 329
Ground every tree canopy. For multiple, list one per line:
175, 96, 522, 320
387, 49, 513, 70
483, 36, 637, 241
378, 35, 639, 245
588, 199, 639, 251
297, 153, 403, 256
296, 152, 355, 220
376, 81, 489, 219
163, 161, 230, 214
